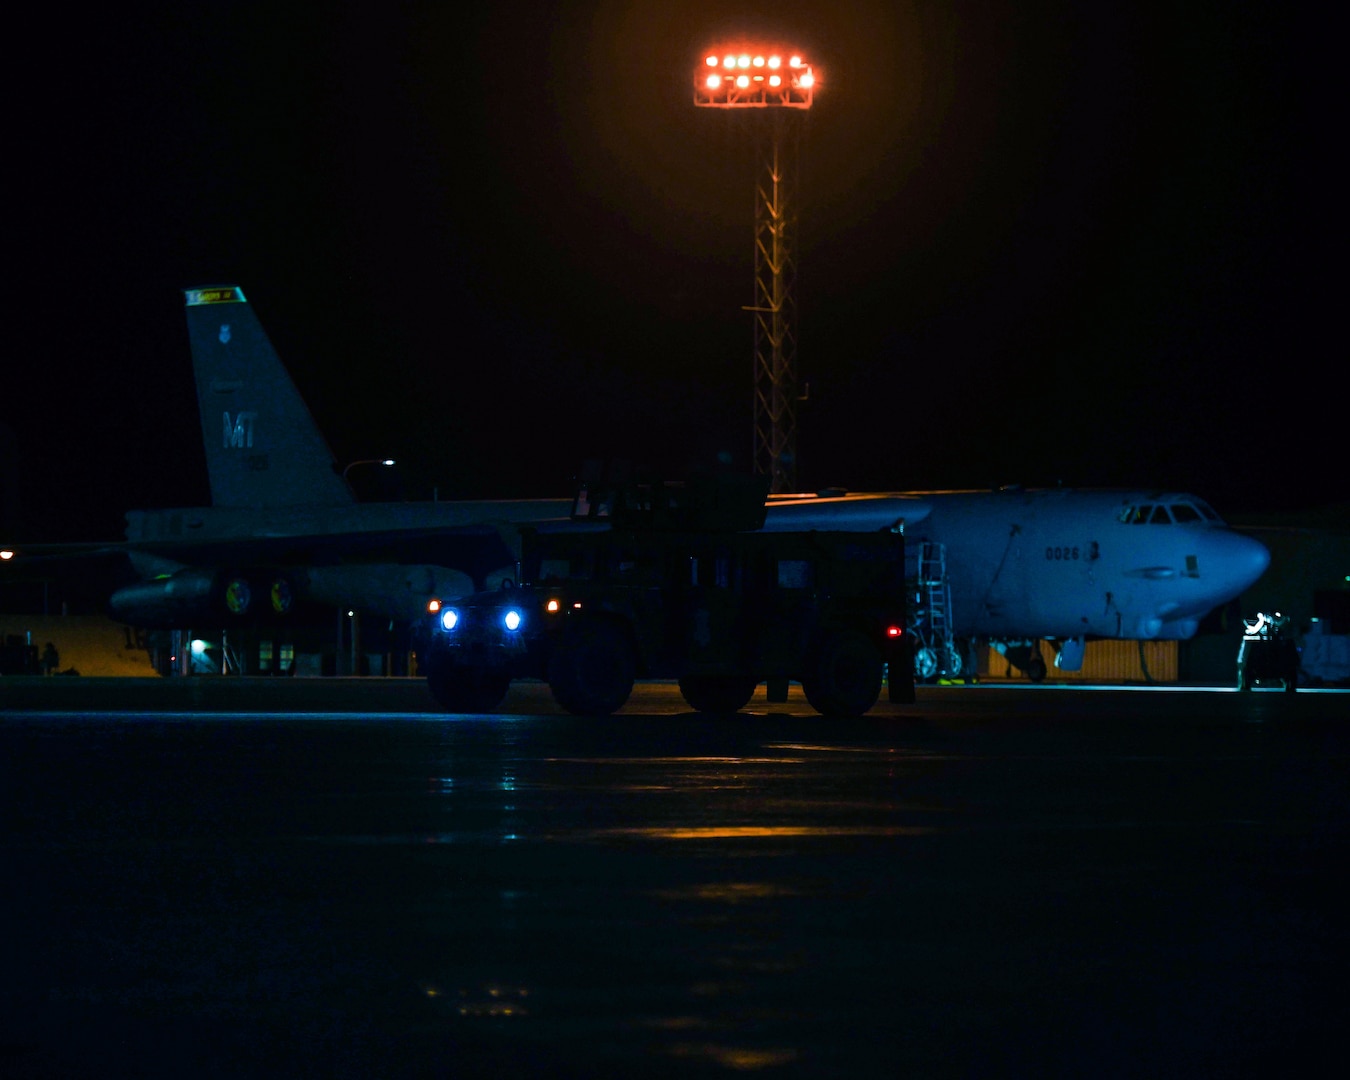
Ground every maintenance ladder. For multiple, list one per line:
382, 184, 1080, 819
914, 541, 960, 678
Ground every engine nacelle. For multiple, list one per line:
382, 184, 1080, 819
109, 568, 304, 627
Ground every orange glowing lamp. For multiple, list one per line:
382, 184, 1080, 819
694, 47, 816, 108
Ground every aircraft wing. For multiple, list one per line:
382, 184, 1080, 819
6, 521, 527, 576
2, 539, 134, 564
1, 539, 143, 582
762, 494, 932, 532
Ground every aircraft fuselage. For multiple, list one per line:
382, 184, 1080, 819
906, 488, 1270, 642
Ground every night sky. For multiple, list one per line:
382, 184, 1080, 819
5, 1, 1338, 541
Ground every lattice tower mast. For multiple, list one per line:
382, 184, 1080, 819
695, 49, 815, 494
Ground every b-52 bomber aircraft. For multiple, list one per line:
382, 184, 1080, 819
762, 487, 1270, 679
2, 286, 1270, 682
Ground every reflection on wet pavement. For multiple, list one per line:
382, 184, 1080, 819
1, 689, 1345, 1075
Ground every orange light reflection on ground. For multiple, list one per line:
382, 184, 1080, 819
598, 825, 934, 840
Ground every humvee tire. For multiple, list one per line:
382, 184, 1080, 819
801, 629, 883, 716
547, 619, 635, 715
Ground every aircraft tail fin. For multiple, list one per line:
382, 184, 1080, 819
184, 286, 353, 508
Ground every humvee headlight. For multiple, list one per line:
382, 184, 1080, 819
440, 608, 460, 632
503, 609, 523, 632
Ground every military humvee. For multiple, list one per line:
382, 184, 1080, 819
418, 473, 914, 715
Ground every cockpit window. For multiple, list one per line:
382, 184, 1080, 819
1122, 499, 1222, 525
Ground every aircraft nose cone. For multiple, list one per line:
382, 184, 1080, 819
1201, 528, 1271, 601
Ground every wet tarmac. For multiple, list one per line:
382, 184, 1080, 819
2, 681, 1346, 1077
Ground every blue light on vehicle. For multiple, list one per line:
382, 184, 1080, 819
440, 608, 460, 632
503, 609, 523, 632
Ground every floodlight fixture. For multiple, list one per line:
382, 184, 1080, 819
694, 47, 816, 108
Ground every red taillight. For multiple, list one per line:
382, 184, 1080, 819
886, 625, 903, 638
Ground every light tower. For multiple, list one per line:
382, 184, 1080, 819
695, 49, 816, 493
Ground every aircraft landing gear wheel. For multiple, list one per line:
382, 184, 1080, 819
426, 664, 510, 713
802, 630, 883, 716
914, 645, 938, 683
954, 637, 980, 681
1025, 653, 1047, 683
679, 674, 759, 714
548, 620, 635, 716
